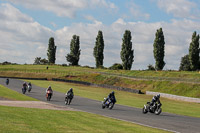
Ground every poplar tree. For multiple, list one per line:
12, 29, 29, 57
93, 30, 104, 68
189, 31, 199, 71
66, 35, 81, 65
120, 30, 134, 70
47, 37, 57, 64
153, 28, 165, 70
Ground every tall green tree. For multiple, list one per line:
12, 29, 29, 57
120, 30, 134, 70
93, 30, 104, 68
66, 35, 81, 66
179, 54, 191, 71
47, 37, 57, 64
189, 31, 199, 71
153, 28, 165, 70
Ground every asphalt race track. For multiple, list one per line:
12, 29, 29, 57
0, 78, 200, 133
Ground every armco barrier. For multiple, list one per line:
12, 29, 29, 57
146, 91, 200, 103
52, 78, 142, 94
0, 76, 47, 80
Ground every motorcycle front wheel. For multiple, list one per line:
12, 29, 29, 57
47, 95, 51, 101
102, 103, 106, 109
155, 108, 162, 115
109, 103, 114, 110
142, 107, 148, 114
65, 98, 68, 105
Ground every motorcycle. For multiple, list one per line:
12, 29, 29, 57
142, 102, 162, 115
102, 98, 115, 110
22, 87, 27, 94
46, 90, 52, 101
65, 93, 73, 105
28, 85, 32, 92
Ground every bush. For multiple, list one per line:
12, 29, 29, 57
179, 55, 191, 71
109, 63, 123, 70
0, 61, 17, 65
62, 64, 68, 67
82, 65, 94, 69
97, 65, 107, 69
147, 64, 155, 71
33, 57, 48, 65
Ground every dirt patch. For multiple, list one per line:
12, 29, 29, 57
0, 100, 77, 111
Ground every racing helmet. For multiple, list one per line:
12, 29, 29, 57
157, 94, 160, 98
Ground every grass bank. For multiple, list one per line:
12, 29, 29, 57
1, 64, 200, 80
1, 65, 200, 98
26, 80, 200, 118
0, 85, 37, 101
0, 106, 169, 133
65, 74, 200, 98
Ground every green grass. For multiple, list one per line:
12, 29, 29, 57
1, 65, 200, 98
0, 85, 37, 101
26, 80, 200, 118
65, 74, 200, 98
1, 64, 200, 80
0, 106, 169, 133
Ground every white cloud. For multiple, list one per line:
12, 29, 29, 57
1, 3, 200, 70
128, 2, 150, 20
89, 0, 117, 9
0, 3, 54, 63
0, 3, 33, 22
114, 18, 126, 25
156, 0, 200, 19
7, 0, 117, 18
84, 15, 96, 22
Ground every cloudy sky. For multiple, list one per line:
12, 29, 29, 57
0, 0, 200, 70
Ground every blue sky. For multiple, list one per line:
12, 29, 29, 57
0, 0, 200, 70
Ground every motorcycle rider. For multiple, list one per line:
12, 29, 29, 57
23, 82, 27, 89
46, 86, 53, 99
105, 91, 116, 104
28, 82, 32, 87
65, 88, 74, 104
6, 78, 9, 85
22, 82, 27, 93
150, 94, 161, 110
28, 82, 32, 92
66, 88, 74, 98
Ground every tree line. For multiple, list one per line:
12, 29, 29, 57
34, 28, 199, 71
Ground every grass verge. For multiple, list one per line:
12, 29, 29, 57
0, 106, 169, 133
26, 80, 200, 118
0, 85, 37, 101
